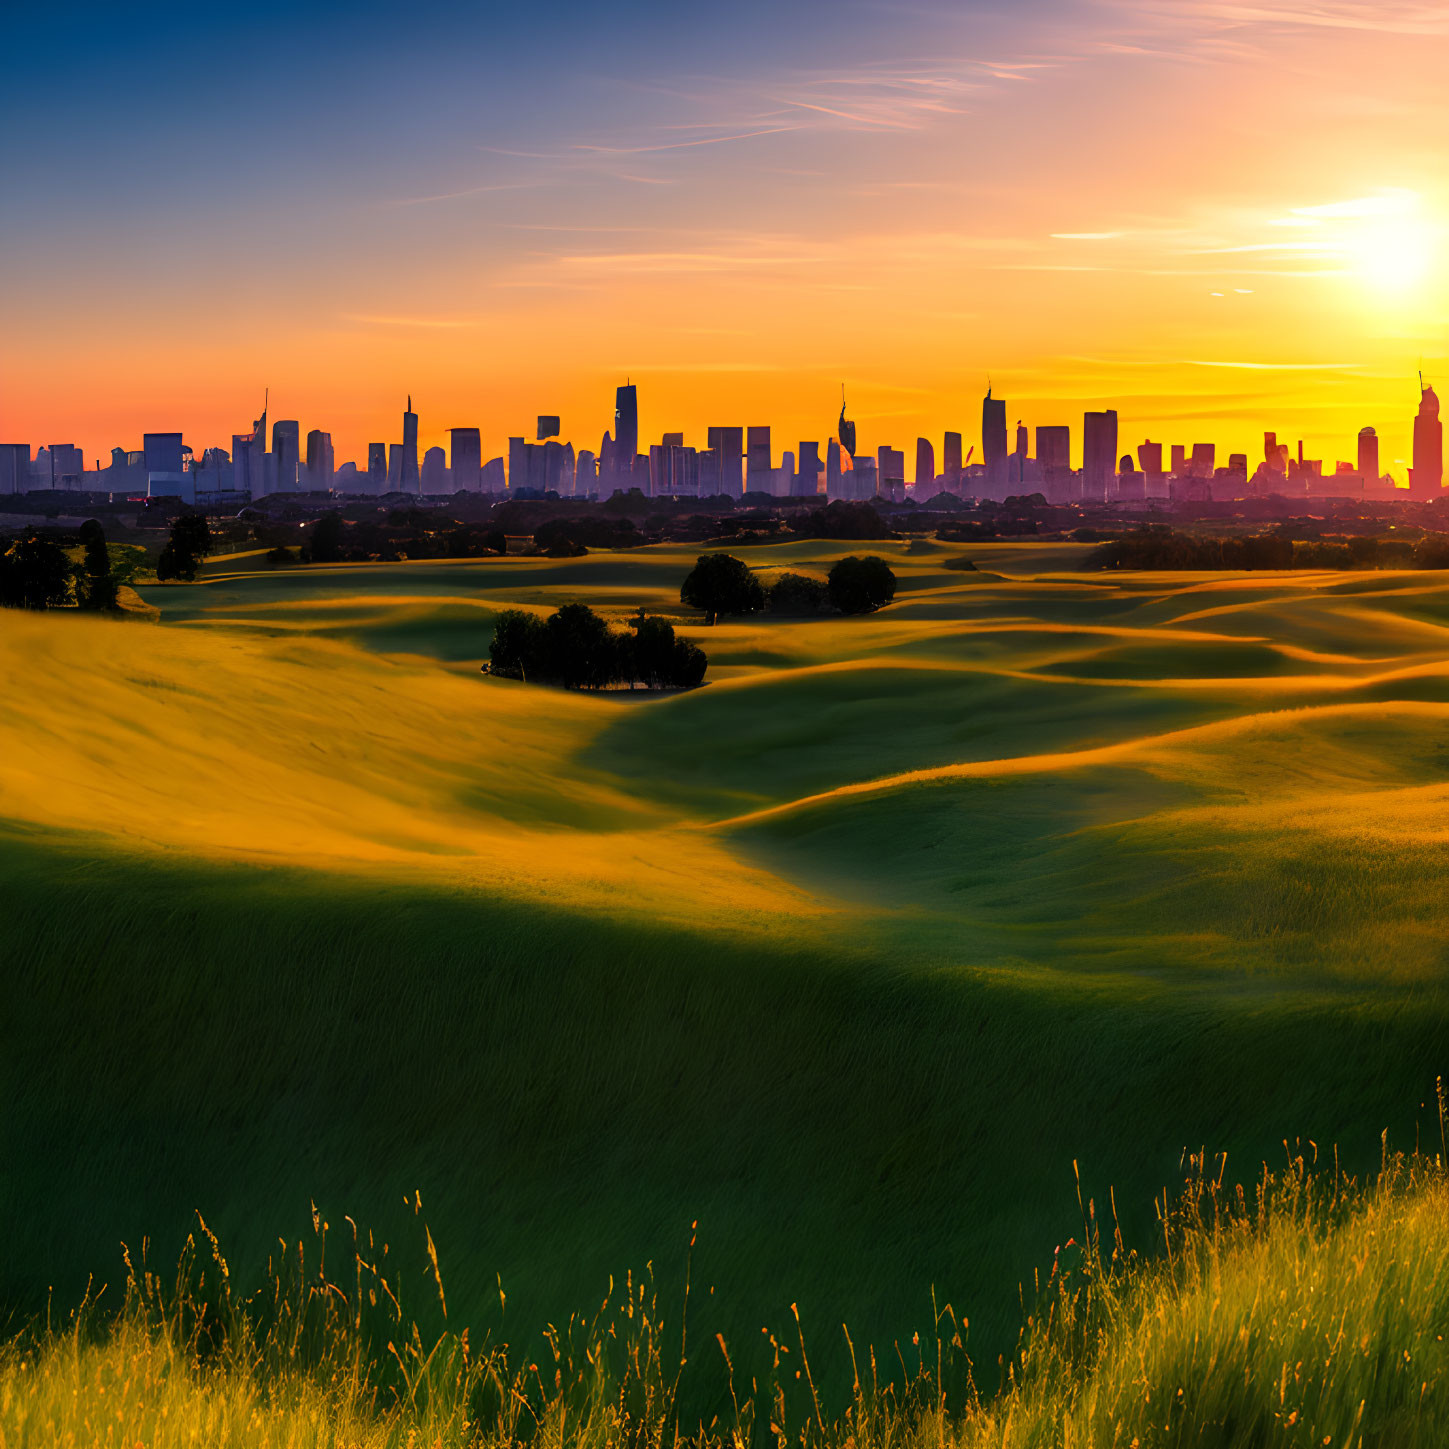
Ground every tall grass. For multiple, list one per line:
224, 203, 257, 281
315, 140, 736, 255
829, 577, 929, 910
7, 1137, 1449, 1447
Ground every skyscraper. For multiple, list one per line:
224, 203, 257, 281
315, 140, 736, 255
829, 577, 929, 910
450, 428, 482, 491
1137, 440, 1163, 475
367, 443, 387, 493
614, 385, 638, 467
1082, 410, 1118, 500
144, 432, 185, 474
401, 396, 420, 492
707, 426, 743, 496
0, 443, 29, 495
826, 439, 843, 498
746, 426, 771, 492
942, 431, 963, 487
982, 388, 1007, 492
306, 429, 334, 490
1413, 380, 1442, 496
1036, 426, 1070, 470
1357, 427, 1379, 482
795, 441, 821, 497
915, 438, 935, 495
1170, 444, 1187, 476
421, 446, 447, 492
271, 420, 299, 491
1190, 443, 1216, 479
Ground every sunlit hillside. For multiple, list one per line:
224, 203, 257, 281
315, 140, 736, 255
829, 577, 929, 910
6, 537, 1449, 1389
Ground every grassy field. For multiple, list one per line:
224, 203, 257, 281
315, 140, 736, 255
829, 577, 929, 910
5, 537, 1449, 1414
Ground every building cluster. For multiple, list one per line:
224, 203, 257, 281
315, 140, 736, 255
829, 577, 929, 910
1, 378, 1441, 508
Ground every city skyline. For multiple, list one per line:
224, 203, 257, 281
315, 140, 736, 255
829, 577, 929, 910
4, 1, 1447, 473
5, 368, 1440, 504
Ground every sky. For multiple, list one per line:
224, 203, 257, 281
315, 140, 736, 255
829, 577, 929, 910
3, 0, 1449, 480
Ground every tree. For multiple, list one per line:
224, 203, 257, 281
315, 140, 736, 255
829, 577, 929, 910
489, 609, 548, 680
765, 571, 829, 615
680, 552, 764, 625
488, 605, 707, 690
542, 602, 616, 689
77, 519, 119, 611
828, 555, 897, 615
0, 533, 74, 609
156, 512, 211, 582
309, 511, 346, 563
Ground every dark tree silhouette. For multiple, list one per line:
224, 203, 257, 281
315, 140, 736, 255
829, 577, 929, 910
308, 511, 346, 563
542, 602, 616, 689
77, 519, 119, 611
489, 609, 548, 681
680, 552, 764, 625
156, 512, 212, 582
489, 605, 706, 690
765, 572, 830, 614
0, 533, 74, 610
827, 555, 897, 614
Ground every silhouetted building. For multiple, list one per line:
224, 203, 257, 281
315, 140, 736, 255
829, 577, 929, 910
852, 456, 878, 498
1413, 381, 1442, 496
388, 444, 404, 490
1357, 427, 1379, 483
480, 457, 505, 492
1036, 426, 1070, 469
982, 388, 1007, 491
1190, 443, 1215, 479
271, 420, 299, 491
306, 429, 334, 490
707, 426, 743, 496
915, 438, 935, 495
144, 432, 185, 475
614, 385, 638, 471
368, 443, 387, 493
1082, 410, 1118, 500
878, 445, 905, 502
795, 441, 821, 497
422, 445, 447, 492
746, 426, 771, 492
48, 443, 84, 486
826, 439, 843, 498
1137, 439, 1163, 475
0, 444, 29, 495
450, 428, 481, 491
576, 450, 596, 495
537, 415, 560, 440
1170, 444, 1187, 476
942, 431, 963, 487
400, 397, 420, 492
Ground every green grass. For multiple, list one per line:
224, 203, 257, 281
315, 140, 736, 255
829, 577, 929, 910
7, 1146, 1449, 1446
6, 542, 1449, 1438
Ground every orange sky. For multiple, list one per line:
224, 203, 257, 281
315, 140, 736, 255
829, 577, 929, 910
4, 0, 1447, 481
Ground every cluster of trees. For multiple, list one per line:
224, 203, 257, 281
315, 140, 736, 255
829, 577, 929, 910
489, 605, 707, 690
0, 519, 133, 611
789, 501, 894, 540
156, 513, 212, 581
532, 516, 645, 557
680, 552, 898, 623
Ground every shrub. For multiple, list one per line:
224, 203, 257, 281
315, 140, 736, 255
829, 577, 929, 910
266, 545, 297, 566
309, 512, 346, 564
765, 572, 830, 614
77, 519, 119, 611
488, 609, 548, 681
680, 553, 764, 625
0, 533, 73, 609
828, 555, 897, 614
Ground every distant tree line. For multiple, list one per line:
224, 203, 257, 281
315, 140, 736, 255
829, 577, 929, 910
297, 510, 507, 565
680, 552, 897, 623
1087, 527, 1449, 572
489, 605, 707, 690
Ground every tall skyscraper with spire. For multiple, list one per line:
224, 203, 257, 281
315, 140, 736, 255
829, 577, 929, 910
614, 384, 638, 479
1412, 378, 1442, 496
401, 396, 420, 492
982, 387, 1007, 492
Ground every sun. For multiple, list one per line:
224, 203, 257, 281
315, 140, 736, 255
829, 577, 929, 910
1354, 216, 1435, 292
